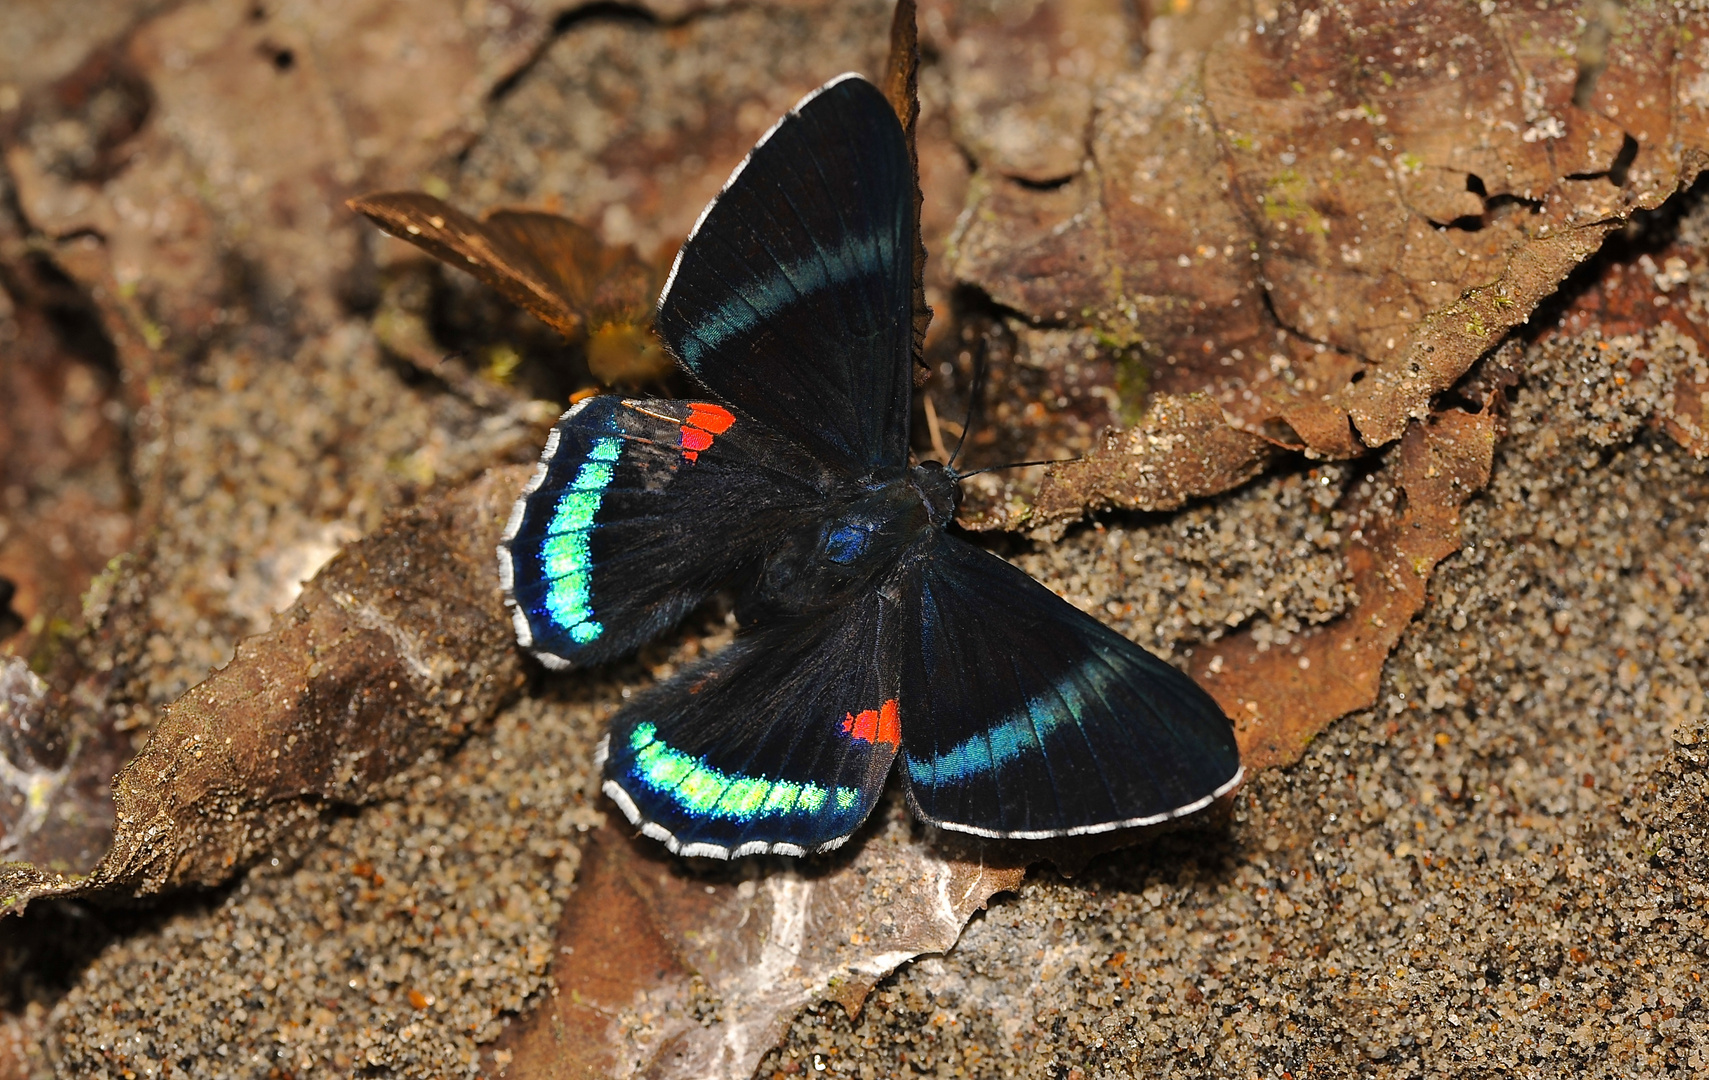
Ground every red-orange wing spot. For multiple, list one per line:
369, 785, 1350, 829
876, 698, 900, 746
677, 404, 733, 464
840, 698, 901, 749
686, 402, 735, 434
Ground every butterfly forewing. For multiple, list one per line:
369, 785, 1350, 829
899, 536, 1243, 839
601, 590, 904, 858
499, 395, 827, 669
655, 75, 915, 476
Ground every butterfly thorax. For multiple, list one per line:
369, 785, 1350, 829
746, 462, 958, 618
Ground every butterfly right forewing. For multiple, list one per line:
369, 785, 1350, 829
654, 76, 916, 476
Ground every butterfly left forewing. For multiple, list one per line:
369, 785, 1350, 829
899, 535, 1243, 839
500, 394, 828, 669
600, 589, 903, 858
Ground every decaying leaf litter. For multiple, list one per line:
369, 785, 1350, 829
10, 0, 1709, 1073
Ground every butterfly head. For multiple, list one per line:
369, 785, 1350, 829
909, 459, 960, 529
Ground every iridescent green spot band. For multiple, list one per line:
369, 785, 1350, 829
627, 722, 858, 822
541, 436, 623, 643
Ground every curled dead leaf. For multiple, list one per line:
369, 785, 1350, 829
0, 467, 531, 912
951, 0, 1709, 464
961, 391, 1276, 535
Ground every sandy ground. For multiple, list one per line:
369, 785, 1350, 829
758, 324, 1709, 1077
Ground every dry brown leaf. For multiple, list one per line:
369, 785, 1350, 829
950, 0, 1709, 483
0, 466, 528, 912
923, 0, 1133, 185
0, 0, 172, 99
0, 0, 570, 905
0, 223, 133, 665
1538, 229, 1709, 458
6, 0, 560, 364
960, 391, 1278, 534
489, 815, 1023, 1080
1193, 405, 1499, 770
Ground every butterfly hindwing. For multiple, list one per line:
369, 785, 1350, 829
600, 589, 903, 858
655, 75, 915, 476
899, 536, 1243, 839
499, 394, 828, 669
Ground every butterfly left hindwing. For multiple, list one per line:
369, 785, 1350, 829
499, 394, 828, 669
600, 588, 903, 858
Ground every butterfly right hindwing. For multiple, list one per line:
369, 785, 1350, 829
898, 535, 1243, 839
499, 394, 828, 669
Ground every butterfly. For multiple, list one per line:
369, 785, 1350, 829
346, 191, 673, 387
497, 74, 1243, 859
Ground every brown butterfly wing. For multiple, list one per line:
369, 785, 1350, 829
482, 210, 656, 330
347, 192, 585, 339
482, 209, 670, 385
477, 210, 601, 314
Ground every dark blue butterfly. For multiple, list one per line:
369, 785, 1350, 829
497, 74, 1242, 859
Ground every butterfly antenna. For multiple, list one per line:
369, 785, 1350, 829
946, 350, 987, 469
922, 392, 951, 463
957, 457, 1079, 479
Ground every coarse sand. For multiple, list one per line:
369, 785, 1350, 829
755, 290, 1709, 1078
